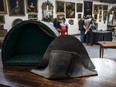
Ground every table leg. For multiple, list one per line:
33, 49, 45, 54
100, 46, 101, 58
101, 47, 104, 58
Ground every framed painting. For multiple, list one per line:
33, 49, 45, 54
0, 0, 7, 14
94, 14, 97, 20
84, 1, 93, 16
93, 4, 99, 14
56, 1, 65, 13
99, 5, 103, 10
77, 3, 82, 12
26, 0, 38, 13
103, 10, 107, 20
28, 14, 38, 20
8, 0, 25, 16
0, 25, 4, 29
113, 19, 116, 26
78, 14, 82, 19
103, 5, 108, 10
42, 0, 53, 22
68, 19, 74, 25
99, 15, 102, 20
57, 14, 65, 22
66, 2, 75, 18
0, 15, 5, 24
99, 10, 102, 15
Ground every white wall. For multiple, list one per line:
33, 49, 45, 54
3, 0, 116, 35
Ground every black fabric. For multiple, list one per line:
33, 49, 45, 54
31, 35, 97, 79
31, 50, 82, 79
53, 18, 61, 28
38, 35, 95, 69
93, 30, 112, 44
78, 19, 85, 31
0, 84, 11, 87
2, 20, 59, 66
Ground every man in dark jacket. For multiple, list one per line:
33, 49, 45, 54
78, 16, 85, 43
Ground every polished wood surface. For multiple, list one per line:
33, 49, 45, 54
98, 41, 116, 58
98, 41, 116, 48
0, 58, 116, 87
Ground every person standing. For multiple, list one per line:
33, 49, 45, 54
53, 18, 61, 33
60, 18, 69, 35
83, 15, 93, 46
78, 16, 85, 43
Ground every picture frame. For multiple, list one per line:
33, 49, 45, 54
94, 14, 97, 20
99, 10, 102, 15
103, 5, 108, 10
42, 1, 53, 22
56, 1, 65, 13
84, 1, 93, 16
8, 0, 25, 16
26, 0, 38, 13
66, 2, 75, 18
93, 4, 99, 14
103, 10, 107, 20
77, 3, 82, 12
78, 14, 82, 19
0, 25, 4, 29
0, 0, 7, 14
57, 14, 65, 22
99, 15, 102, 20
68, 19, 74, 25
28, 14, 38, 20
99, 5, 102, 10
0, 15, 5, 24
12, 18, 23, 27
113, 19, 116, 26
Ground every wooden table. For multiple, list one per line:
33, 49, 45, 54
0, 58, 116, 87
98, 41, 116, 58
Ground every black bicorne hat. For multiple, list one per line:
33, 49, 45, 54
31, 35, 97, 79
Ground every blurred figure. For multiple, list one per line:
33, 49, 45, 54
53, 18, 61, 33
78, 16, 85, 43
83, 15, 93, 46
48, 18, 53, 25
60, 18, 69, 35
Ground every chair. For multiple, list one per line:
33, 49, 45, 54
2, 20, 59, 66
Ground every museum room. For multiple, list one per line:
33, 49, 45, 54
0, 0, 116, 87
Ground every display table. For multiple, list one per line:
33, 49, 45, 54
98, 41, 116, 58
0, 58, 116, 87
93, 30, 112, 44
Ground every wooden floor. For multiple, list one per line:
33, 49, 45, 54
0, 58, 116, 87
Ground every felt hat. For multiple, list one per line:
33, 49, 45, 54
31, 35, 97, 79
